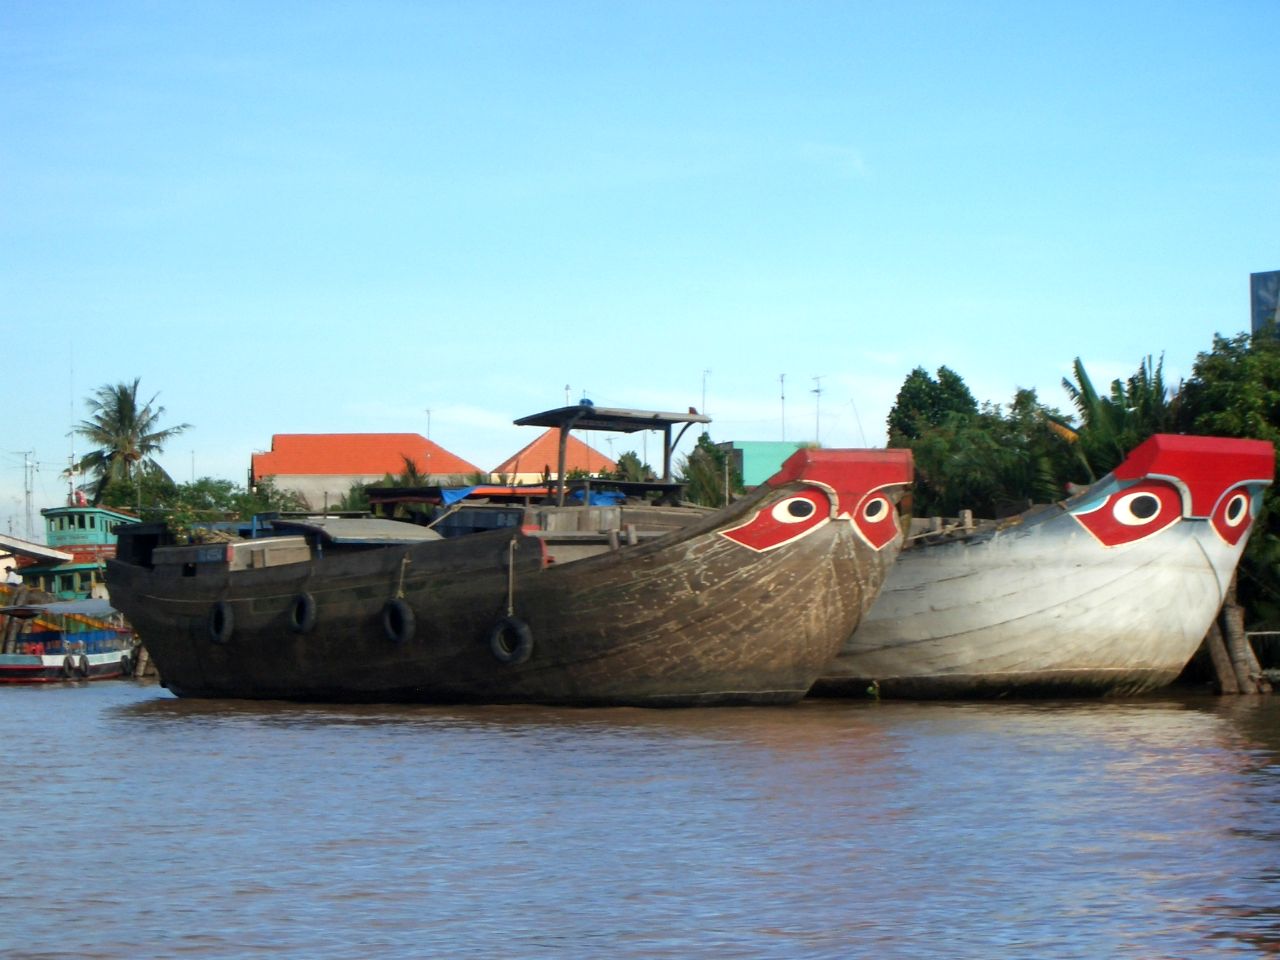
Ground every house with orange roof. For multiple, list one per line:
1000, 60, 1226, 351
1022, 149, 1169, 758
492, 428, 616, 484
250, 434, 481, 509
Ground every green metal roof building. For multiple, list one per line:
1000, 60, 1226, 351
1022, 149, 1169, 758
718, 441, 812, 488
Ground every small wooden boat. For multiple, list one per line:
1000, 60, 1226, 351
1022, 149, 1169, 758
0, 598, 138, 683
105, 406, 913, 706
813, 435, 1275, 698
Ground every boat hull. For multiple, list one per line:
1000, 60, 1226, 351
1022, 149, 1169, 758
0, 648, 133, 684
107, 452, 909, 706
815, 514, 1239, 698
815, 435, 1275, 699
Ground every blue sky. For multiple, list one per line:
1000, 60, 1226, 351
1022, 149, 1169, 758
3, 1, 1278, 538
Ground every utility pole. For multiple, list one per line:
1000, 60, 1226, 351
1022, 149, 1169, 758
702, 369, 711, 416
811, 377, 824, 443
13, 451, 35, 540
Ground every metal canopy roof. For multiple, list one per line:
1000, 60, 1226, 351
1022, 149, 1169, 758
513, 403, 711, 501
513, 404, 710, 433
271, 517, 444, 544
0, 533, 74, 564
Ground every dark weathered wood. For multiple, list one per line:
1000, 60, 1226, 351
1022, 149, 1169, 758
1, 585, 28, 653
108, 450, 912, 707
1220, 576, 1270, 694
1203, 620, 1240, 695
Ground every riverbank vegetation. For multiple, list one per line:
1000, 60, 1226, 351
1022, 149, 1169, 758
886, 326, 1280, 627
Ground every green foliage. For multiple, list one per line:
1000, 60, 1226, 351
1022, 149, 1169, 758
364, 456, 430, 489
887, 366, 1078, 517
677, 434, 742, 507
1176, 329, 1280, 626
905, 391, 1079, 518
99, 475, 307, 539
1061, 355, 1176, 479
332, 480, 371, 513
610, 451, 653, 482
886, 366, 978, 444
72, 378, 191, 504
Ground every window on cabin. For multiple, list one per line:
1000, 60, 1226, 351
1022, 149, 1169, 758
77, 515, 86, 529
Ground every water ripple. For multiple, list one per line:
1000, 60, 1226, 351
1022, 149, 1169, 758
2, 684, 1280, 957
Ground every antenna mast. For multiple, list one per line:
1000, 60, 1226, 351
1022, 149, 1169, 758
811, 376, 824, 443
13, 451, 36, 539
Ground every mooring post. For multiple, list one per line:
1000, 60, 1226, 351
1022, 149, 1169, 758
1204, 620, 1240, 695
1219, 574, 1271, 694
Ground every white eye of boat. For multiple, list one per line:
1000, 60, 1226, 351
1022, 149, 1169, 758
772, 497, 818, 524
862, 497, 888, 522
1113, 491, 1162, 526
1223, 492, 1249, 527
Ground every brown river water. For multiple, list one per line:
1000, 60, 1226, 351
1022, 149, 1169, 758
4, 681, 1280, 959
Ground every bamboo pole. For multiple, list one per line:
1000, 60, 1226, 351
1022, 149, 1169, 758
1220, 574, 1271, 694
1203, 620, 1240, 694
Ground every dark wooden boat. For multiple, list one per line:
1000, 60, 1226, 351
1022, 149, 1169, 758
105, 408, 912, 706
814, 434, 1275, 698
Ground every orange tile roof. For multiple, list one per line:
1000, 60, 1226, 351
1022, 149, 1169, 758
493, 428, 616, 477
251, 434, 480, 479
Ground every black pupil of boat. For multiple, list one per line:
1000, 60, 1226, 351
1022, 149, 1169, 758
788, 500, 814, 518
1131, 495, 1159, 520
865, 499, 885, 520
1228, 496, 1246, 521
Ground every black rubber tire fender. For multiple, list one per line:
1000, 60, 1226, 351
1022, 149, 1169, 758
62, 655, 77, 679
488, 616, 534, 665
208, 600, 235, 644
77, 654, 91, 678
288, 592, 318, 634
381, 598, 415, 644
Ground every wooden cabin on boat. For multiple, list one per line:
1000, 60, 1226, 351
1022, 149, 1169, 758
8, 505, 136, 600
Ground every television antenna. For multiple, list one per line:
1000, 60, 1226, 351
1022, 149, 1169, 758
12, 451, 36, 539
811, 376, 824, 442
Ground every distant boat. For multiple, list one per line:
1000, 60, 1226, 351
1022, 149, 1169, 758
813, 435, 1275, 698
10, 503, 137, 600
0, 597, 137, 683
106, 405, 914, 706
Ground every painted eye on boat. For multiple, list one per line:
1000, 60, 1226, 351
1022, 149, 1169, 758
1070, 479, 1182, 547
719, 487, 831, 551
772, 497, 818, 524
1113, 491, 1163, 526
1223, 493, 1249, 528
850, 490, 900, 551
1211, 486, 1256, 546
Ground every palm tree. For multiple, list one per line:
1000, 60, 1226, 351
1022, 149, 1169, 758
73, 378, 191, 503
1060, 355, 1174, 479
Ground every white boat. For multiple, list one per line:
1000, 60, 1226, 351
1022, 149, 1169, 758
813, 435, 1275, 698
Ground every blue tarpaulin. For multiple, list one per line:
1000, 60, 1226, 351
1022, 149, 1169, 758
440, 487, 478, 506
569, 489, 627, 506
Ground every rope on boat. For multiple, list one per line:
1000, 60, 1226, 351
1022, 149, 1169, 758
506, 537, 517, 617
395, 554, 410, 600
